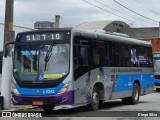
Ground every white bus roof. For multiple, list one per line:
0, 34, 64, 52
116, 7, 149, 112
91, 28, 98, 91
73, 28, 151, 47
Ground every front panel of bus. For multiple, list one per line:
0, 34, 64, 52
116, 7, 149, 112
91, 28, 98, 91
12, 29, 74, 106
153, 53, 160, 90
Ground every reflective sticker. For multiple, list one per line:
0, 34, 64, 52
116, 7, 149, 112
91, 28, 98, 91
44, 74, 62, 79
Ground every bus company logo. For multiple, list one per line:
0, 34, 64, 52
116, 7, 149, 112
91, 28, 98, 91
2, 112, 11, 117
2, 112, 42, 117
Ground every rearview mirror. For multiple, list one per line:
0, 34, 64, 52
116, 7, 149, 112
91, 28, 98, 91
4, 41, 15, 58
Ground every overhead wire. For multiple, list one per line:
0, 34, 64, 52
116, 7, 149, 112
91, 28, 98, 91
113, 0, 159, 23
82, 0, 147, 27
94, 0, 156, 26
134, 0, 152, 11
1, 0, 158, 28
134, 0, 160, 18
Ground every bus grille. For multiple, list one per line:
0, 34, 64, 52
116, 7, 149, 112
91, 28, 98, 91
21, 97, 53, 104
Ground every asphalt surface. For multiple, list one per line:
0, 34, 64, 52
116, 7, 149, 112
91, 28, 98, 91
1, 91, 160, 120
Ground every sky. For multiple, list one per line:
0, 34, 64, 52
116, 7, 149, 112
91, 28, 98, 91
0, 0, 160, 29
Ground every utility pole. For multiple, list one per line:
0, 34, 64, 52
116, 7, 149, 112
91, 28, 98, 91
3, 0, 14, 47
159, 21, 160, 38
1, 0, 14, 110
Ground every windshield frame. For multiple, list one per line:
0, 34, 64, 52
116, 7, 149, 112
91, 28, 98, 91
13, 40, 70, 86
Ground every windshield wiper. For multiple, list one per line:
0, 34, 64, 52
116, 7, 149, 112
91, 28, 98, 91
44, 42, 56, 70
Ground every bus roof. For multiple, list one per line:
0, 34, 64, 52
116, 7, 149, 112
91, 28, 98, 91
72, 28, 151, 47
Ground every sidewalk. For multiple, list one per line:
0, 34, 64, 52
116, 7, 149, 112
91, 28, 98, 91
11, 105, 40, 111
0, 105, 39, 111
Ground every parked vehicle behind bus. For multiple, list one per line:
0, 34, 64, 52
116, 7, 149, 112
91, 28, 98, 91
153, 53, 160, 92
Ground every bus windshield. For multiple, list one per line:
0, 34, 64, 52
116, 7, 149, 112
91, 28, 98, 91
13, 43, 70, 82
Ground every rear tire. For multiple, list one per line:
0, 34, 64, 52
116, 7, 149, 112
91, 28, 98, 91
42, 105, 55, 112
122, 83, 140, 104
156, 88, 160, 92
87, 86, 99, 111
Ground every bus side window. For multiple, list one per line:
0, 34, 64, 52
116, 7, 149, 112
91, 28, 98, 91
108, 42, 114, 66
130, 46, 139, 67
123, 44, 132, 67
137, 47, 149, 67
79, 46, 89, 66
108, 42, 123, 67
148, 48, 153, 67
74, 38, 91, 80
74, 44, 80, 79
93, 48, 99, 66
92, 40, 106, 67
98, 41, 107, 66
74, 45, 79, 70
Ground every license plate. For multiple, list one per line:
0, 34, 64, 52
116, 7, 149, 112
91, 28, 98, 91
32, 101, 43, 106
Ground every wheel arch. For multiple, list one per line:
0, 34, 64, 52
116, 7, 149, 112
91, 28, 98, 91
93, 82, 105, 100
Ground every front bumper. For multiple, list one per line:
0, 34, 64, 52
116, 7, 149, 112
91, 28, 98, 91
12, 90, 74, 106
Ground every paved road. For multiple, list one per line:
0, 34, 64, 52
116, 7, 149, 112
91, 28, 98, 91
2, 92, 160, 120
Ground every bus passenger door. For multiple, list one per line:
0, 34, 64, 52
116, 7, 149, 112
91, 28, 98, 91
73, 38, 91, 105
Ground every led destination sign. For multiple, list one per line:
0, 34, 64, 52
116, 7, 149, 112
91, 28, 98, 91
23, 33, 64, 41
16, 30, 71, 42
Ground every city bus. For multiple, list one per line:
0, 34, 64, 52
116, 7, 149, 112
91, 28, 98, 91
153, 53, 160, 92
12, 28, 154, 111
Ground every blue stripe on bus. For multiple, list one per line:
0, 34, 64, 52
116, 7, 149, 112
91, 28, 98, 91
15, 83, 64, 95
113, 74, 154, 92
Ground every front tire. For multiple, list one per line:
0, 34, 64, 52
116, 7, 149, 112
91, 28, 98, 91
87, 86, 99, 111
122, 83, 140, 104
42, 105, 55, 112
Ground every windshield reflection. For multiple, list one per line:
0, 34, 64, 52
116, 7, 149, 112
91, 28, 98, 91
13, 43, 70, 82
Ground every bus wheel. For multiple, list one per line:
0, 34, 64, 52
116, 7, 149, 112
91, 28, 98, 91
122, 83, 140, 104
42, 105, 55, 112
156, 88, 160, 92
87, 86, 99, 111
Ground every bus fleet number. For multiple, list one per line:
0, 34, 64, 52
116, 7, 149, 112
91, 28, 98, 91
26, 34, 61, 41
43, 90, 55, 94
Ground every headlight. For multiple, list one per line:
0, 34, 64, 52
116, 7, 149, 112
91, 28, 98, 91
58, 84, 69, 94
12, 86, 20, 95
